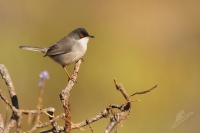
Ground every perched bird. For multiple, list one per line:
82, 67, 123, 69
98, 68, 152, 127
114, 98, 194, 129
19, 28, 94, 79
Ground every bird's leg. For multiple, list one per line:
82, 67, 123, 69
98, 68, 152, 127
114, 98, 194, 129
63, 67, 72, 79
63, 66, 77, 83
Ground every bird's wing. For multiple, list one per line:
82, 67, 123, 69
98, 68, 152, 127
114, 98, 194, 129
44, 37, 73, 56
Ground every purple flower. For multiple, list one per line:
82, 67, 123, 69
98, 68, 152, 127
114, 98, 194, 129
38, 71, 49, 87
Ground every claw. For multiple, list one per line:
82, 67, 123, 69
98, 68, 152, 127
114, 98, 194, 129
68, 77, 78, 83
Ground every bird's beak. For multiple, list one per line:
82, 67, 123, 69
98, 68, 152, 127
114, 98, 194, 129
89, 35, 94, 38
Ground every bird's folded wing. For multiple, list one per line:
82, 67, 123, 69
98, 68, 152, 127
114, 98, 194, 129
44, 43, 72, 56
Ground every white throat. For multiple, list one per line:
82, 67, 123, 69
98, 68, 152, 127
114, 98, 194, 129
78, 37, 89, 52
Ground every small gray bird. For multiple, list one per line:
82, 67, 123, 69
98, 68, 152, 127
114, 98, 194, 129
19, 28, 94, 79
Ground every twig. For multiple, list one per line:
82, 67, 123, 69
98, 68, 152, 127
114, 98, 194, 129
16, 111, 22, 133
0, 92, 55, 116
114, 78, 129, 101
0, 92, 18, 113
0, 64, 16, 97
25, 113, 65, 133
105, 79, 131, 133
71, 104, 112, 129
0, 113, 4, 132
46, 108, 63, 132
129, 84, 158, 97
23, 112, 64, 133
0, 64, 19, 133
86, 120, 94, 133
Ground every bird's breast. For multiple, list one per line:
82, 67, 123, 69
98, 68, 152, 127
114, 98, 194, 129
77, 37, 89, 52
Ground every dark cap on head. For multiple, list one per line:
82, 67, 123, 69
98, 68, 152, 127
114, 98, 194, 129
69, 28, 94, 39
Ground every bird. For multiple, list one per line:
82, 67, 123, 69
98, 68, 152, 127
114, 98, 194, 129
19, 28, 94, 79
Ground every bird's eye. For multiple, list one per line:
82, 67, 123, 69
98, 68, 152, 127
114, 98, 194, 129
79, 34, 84, 38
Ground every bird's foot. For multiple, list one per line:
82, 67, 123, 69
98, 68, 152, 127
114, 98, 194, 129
80, 58, 84, 62
68, 76, 78, 83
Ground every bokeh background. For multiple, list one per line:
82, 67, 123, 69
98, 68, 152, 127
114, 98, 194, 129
0, 0, 200, 132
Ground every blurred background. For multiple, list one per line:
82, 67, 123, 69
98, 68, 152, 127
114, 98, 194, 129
0, 0, 200, 132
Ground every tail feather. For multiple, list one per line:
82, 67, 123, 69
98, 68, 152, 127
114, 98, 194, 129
19, 46, 47, 53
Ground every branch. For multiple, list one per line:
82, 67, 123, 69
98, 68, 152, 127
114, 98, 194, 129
0, 64, 16, 97
114, 78, 130, 101
0, 64, 19, 133
0, 91, 61, 133
59, 59, 82, 133
26, 113, 65, 133
69, 79, 157, 133
105, 79, 131, 133
0, 92, 55, 116
0, 113, 4, 133
0, 64, 157, 133
129, 84, 158, 97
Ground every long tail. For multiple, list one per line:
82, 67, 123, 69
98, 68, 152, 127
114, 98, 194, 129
19, 46, 48, 53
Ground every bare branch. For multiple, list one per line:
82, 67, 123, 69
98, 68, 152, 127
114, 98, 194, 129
114, 78, 130, 101
0, 64, 157, 133
71, 106, 110, 129
0, 64, 19, 132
